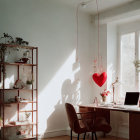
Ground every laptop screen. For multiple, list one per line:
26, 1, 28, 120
124, 92, 140, 105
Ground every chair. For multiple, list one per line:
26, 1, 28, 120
94, 108, 112, 133
79, 106, 112, 138
65, 103, 97, 140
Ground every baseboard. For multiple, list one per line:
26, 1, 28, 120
41, 129, 69, 138
40, 128, 129, 139
41, 129, 84, 138
41, 129, 104, 139
110, 130, 129, 139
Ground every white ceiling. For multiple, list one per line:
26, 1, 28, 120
60, 0, 135, 14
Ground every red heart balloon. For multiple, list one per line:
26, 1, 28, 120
92, 72, 107, 87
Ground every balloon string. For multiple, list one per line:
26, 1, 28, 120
96, 0, 100, 73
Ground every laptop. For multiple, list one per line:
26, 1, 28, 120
114, 92, 140, 109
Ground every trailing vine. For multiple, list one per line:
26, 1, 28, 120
0, 33, 29, 45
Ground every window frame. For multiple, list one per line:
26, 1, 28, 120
118, 28, 140, 92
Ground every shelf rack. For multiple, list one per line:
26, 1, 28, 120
0, 44, 38, 140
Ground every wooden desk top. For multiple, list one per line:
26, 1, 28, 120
79, 104, 140, 113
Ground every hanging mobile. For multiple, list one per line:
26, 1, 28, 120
92, 0, 107, 87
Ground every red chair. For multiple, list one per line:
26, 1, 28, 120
79, 106, 112, 139
65, 103, 97, 140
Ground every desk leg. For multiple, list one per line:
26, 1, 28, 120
129, 112, 140, 140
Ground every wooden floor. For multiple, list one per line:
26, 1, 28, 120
42, 135, 128, 140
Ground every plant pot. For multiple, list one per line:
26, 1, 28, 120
26, 84, 32, 89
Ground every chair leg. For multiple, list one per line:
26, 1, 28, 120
91, 132, 94, 140
83, 132, 86, 140
71, 129, 72, 140
94, 132, 97, 140
77, 134, 80, 140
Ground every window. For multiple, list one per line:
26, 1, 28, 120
120, 31, 140, 99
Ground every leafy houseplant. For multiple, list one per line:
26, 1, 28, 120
26, 80, 33, 85
0, 33, 29, 63
26, 80, 33, 89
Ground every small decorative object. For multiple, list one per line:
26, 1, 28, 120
92, 72, 107, 87
25, 112, 31, 121
100, 89, 110, 102
13, 79, 25, 89
20, 58, 29, 63
15, 58, 29, 64
21, 50, 30, 63
15, 50, 30, 64
112, 77, 120, 104
15, 96, 21, 102
93, 97, 98, 106
26, 80, 33, 89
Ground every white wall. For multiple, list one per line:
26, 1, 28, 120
118, 19, 140, 35
0, 0, 93, 138
94, 0, 140, 25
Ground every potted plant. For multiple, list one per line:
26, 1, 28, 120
26, 80, 33, 89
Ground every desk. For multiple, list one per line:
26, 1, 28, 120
79, 104, 140, 140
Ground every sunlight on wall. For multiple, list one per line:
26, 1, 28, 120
107, 63, 115, 103
0, 75, 15, 89
38, 50, 80, 135
5, 75, 15, 89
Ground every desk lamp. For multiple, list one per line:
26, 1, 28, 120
112, 77, 120, 104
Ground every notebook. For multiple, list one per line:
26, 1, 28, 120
114, 92, 140, 109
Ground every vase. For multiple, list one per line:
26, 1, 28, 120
26, 84, 32, 89
102, 96, 106, 102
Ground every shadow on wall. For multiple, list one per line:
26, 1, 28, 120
46, 78, 80, 132
38, 50, 83, 137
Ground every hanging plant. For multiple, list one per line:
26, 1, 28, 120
0, 33, 30, 64
0, 33, 29, 46
15, 37, 29, 46
0, 33, 14, 44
